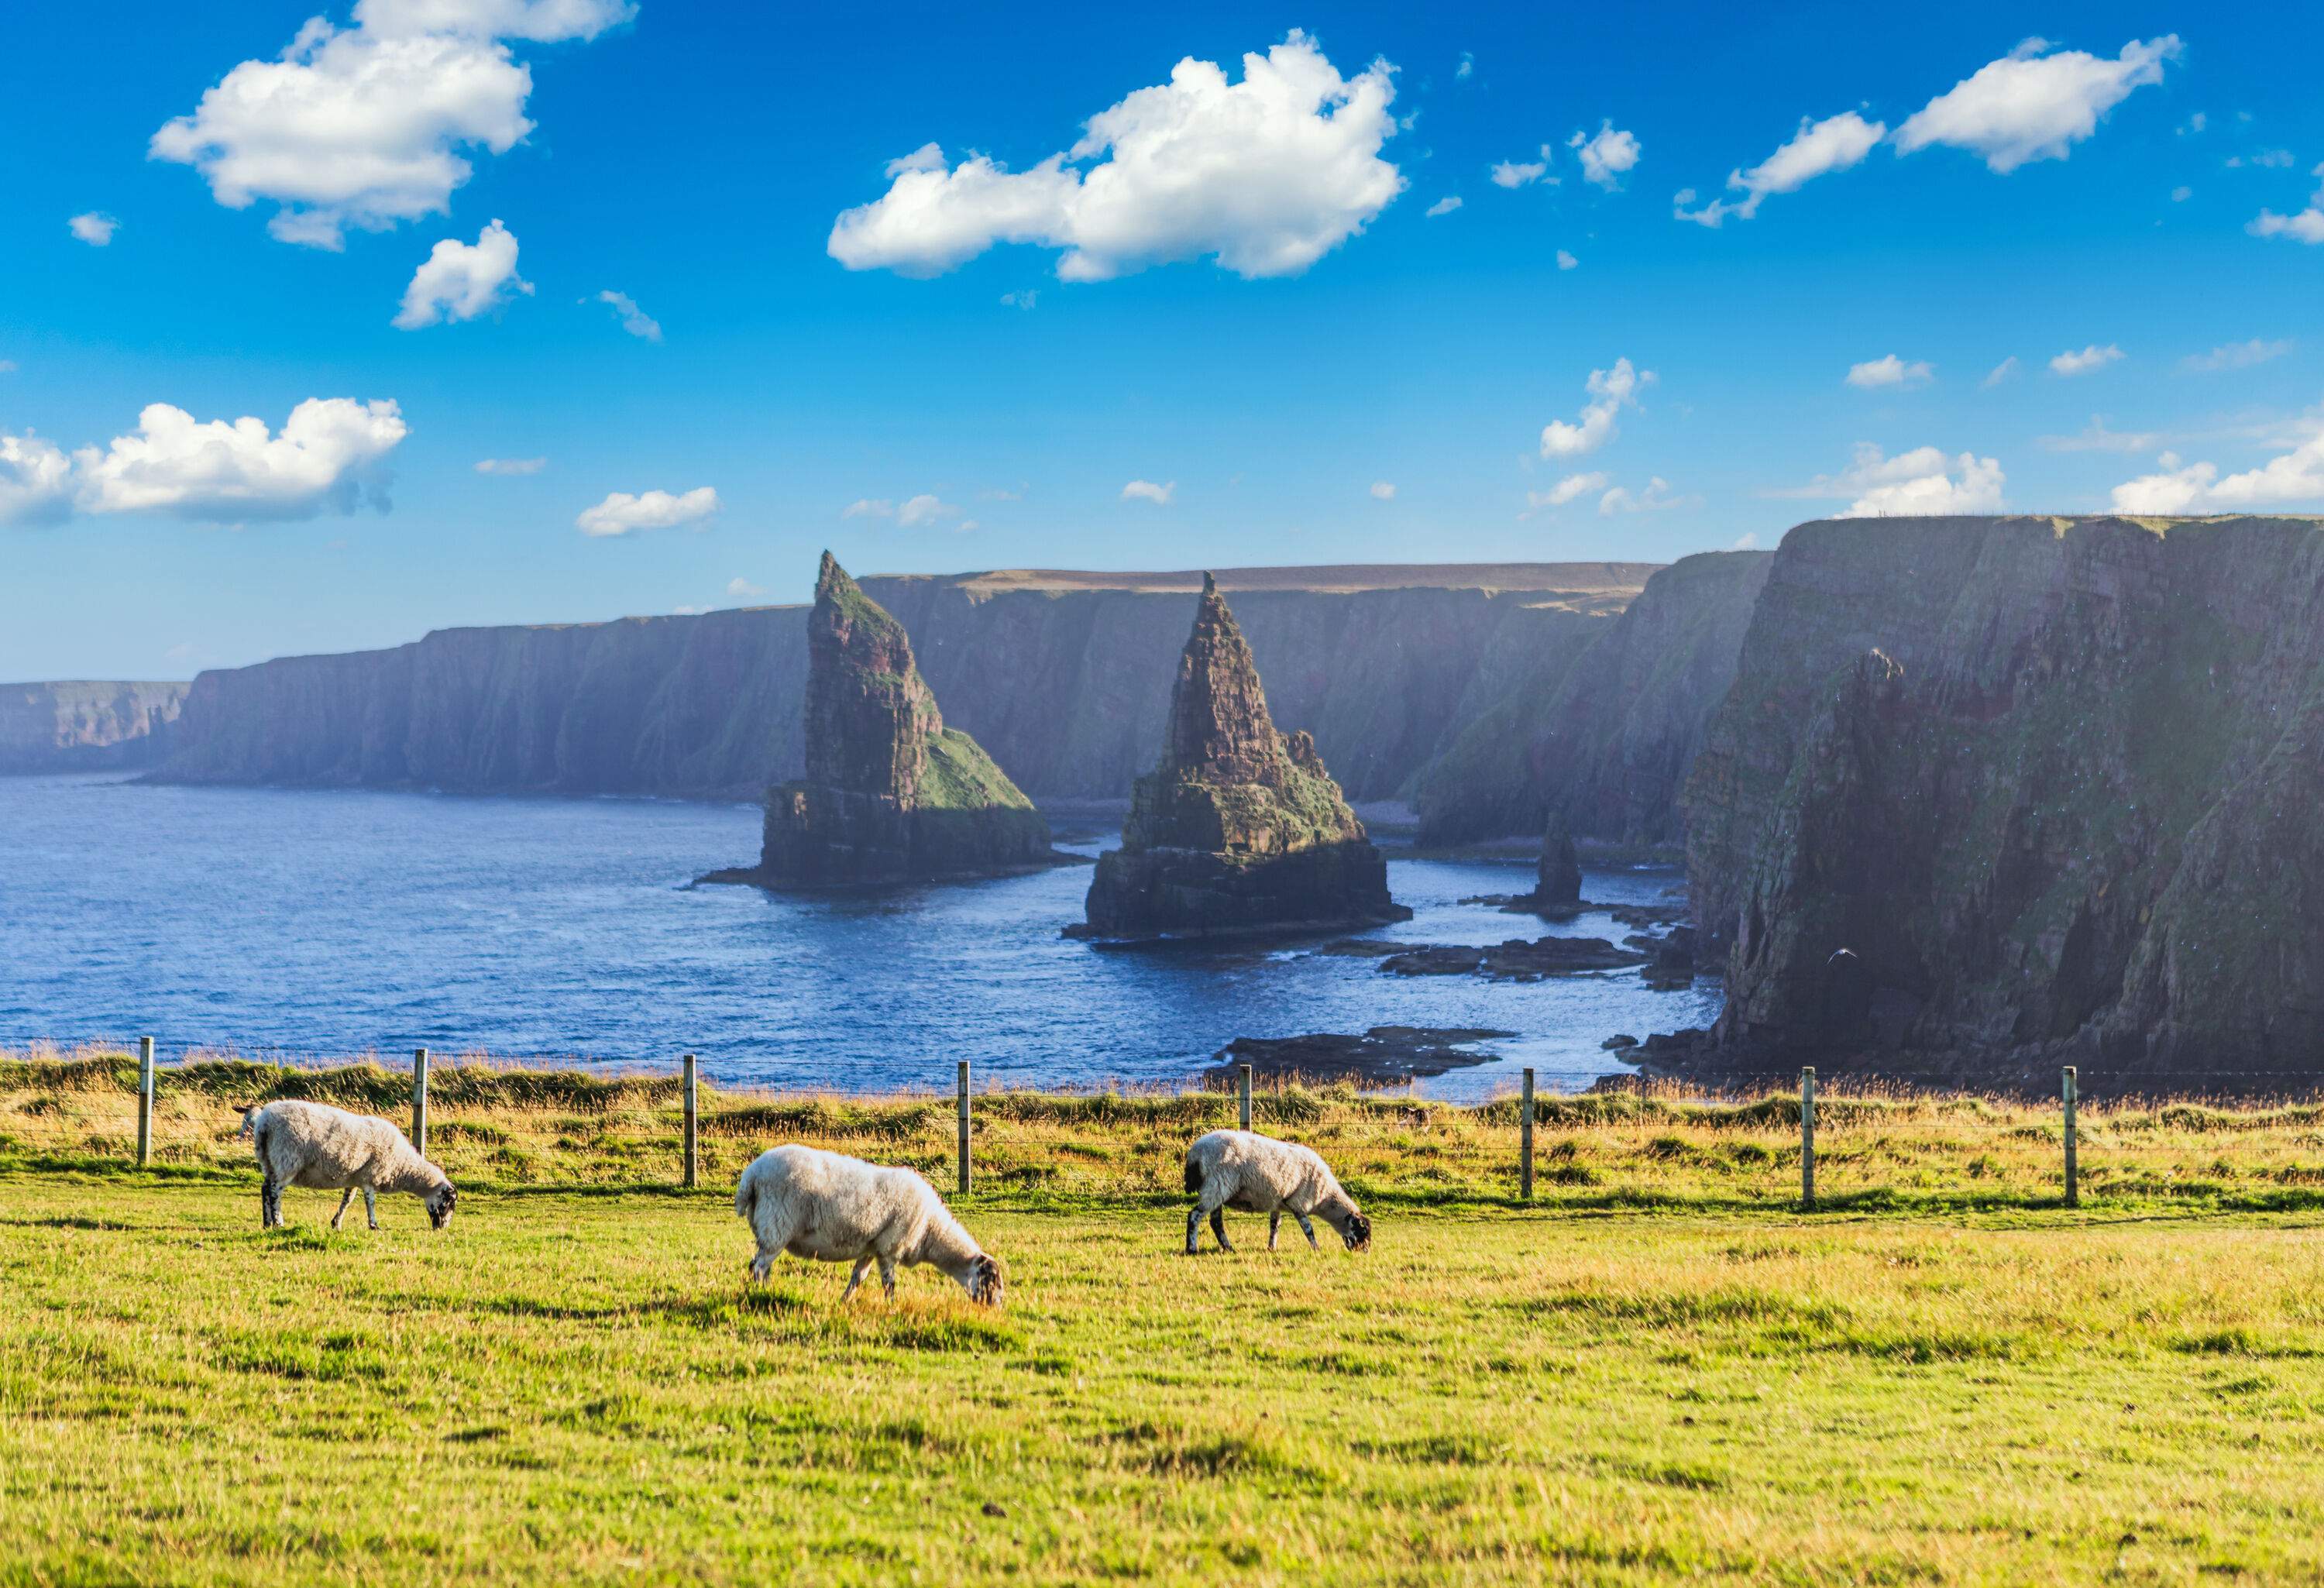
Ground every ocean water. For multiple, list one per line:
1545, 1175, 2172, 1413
0, 775, 1720, 1102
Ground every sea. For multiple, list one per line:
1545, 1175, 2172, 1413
0, 774, 1721, 1102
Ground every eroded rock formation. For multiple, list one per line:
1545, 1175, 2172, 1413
0, 681, 186, 773
1077, 576, 1408, 939
1414, 549, 1773, 847
146, 564, 1657, 806
1683, 514, 2324, 1092
735, 554, 1054, 885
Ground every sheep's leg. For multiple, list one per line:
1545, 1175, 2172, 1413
1184, 1205, 1204, 1255
840, 1257, 871, 1303
260, 1177, 280, 1229
877, 1256, 897, 1300
363, 1187, 378, 1229
1209, 1208, 1234, 1253
330, 1188, 355, 1230
1294, 1212, 1318, 1250
748, 1248, 775, 1284
1268, 1211, 1281, 1251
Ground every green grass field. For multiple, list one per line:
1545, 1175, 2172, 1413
7, 1052, 2324, 1583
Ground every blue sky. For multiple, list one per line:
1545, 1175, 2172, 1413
4, 0, 2321, 679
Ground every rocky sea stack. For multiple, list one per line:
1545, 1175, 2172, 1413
716, 553, 1057, 887
1075, 575, 1408, 940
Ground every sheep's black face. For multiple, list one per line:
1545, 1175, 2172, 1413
1341, 1212, 1372, 1252
967, 1254, 1004, 1307
428, 1187, 457, 1230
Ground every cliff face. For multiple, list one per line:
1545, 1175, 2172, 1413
1685, 514, 2324, 1091
1413, 550, 1772, 847
1078, 576, 1404, 938
151, 564, 1655, 805
0, 681, 187, 774
752, 555, 1051, 885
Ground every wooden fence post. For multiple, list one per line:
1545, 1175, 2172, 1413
1800, 1067, 1816, 1211
1520, 1067, 1535, 1201
136, 1036, 155, 1169
411, 1048, 429, 1159
957, 1060, 971, 1195
1238, 1064, 1253, 1132
2062, 1065, 2078, 1208
682, 1053, 699, 1190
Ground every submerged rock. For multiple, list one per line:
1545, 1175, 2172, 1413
710, 553, 1061, 887
1075, 575, 1409, 940
1212, 1026, 1515, 1087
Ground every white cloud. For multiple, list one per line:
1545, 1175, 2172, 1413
1893, 36, 2181, 174
829, 32, 1403, 282
2183, 338, 2292, 373
999, 289, 1039, 309
1490, 156, 1551, 189
1368, 481, 1395, 500
149, 1, 621, 249
1675, 110, 1885, 227
2037, 416, 2161, 453
393, 218, 530, 328
1731, 532, 1760, 550
842, 498, 894, 519
1425, 195, 1463, 218
2, 397, 407, 526
1568, 121, 1640, 189
2249, 169, 2324, 246
575, 486, 718, 538
1790, 443, 2006, 517
896, 493, 960, 528
475, 455, 545, 474
2050, 343, 2125, 376
726, 576, 766, 599
1556, 249, 1578, 270
1599, 476, 1687, 514
1121, 479, 1176, 505
0, 435, 76, 527
2226, 150, 2295, 170
1846, 354, 1934, 390
1981, 356, 2020, 388
1528, 473, 1607, 510
2251, 208, 2324, 243
1456, 51, 1473, 81
2111, 431, 2324, 514
352, 0, 634, 41
594, 290, 662, 341
2181, 112, 2207, 135
2171, 184, 2192, 201
0, 360, 16, 375
1539, 358, 1652, 459
68, 212, 119, 246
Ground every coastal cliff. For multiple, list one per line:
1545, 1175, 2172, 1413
741, 555, 1054, 885
1683, 514, 2324, 1092
149, 563, 1655, 805
0, 681, 187, 774
1413, 550, 1772, 847
1077, 576, 1404, 938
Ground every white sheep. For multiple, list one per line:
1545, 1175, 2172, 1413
735, 1143, 1002, 1305
1183, 1129, 1372, 1256
246, 1099, 457, 1232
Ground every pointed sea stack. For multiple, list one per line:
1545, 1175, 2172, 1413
734, 553, 1057, 886
1535, 809, 1583, 906
1074, 575, 1408, 939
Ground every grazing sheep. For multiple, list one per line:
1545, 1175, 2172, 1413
1183, 1129, 1372, 1256
247, 1099, 457, 1232
735, 1144, 1002, 1305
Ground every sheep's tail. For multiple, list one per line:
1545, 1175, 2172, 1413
734, 1170, 757, 1223
1183, 1157, 1203, 1196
